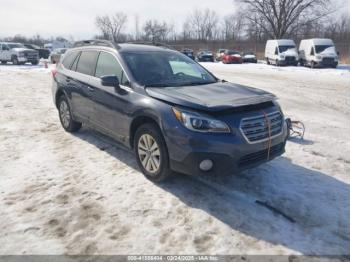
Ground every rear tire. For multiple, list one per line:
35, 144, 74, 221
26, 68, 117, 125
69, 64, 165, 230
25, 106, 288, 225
134, 124, 172, 182
266, 58, 270, 65
12, 56, 19, 65
58, 95, 82, 133
0, 61, 6, 64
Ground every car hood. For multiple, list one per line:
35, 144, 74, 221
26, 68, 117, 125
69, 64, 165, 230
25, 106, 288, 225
244, 55, 256, 59
11, 48, 37, 53
146, 82, 276, 112
281, 49, 298, 57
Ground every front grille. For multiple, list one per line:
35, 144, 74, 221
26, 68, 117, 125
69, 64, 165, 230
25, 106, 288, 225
322, 57, 334, 65
238, 143, 285, 168
285, 56, 296, 62
24, 51, 38, 60
240, 111, 283, 143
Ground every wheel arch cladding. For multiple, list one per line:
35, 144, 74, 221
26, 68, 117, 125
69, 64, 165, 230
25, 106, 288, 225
129, 115, 161, 149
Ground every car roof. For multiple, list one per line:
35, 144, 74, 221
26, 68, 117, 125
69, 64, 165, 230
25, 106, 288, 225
70, 43, 177, 54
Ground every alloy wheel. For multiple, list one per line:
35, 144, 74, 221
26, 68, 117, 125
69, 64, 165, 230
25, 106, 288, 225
137, 134, 161, 175
59, 100, 71, 129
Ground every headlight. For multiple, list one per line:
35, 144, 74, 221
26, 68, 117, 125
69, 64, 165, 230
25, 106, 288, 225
18, 52, 25, 57
279, 55, 285, 59
316, 55, 322, 60
172, 108, 230, 133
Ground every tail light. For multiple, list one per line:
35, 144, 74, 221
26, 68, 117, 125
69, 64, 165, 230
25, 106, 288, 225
51, 68, 57, 78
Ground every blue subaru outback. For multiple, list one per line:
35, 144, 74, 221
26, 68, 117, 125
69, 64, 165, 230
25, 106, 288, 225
52, 40, 288, 182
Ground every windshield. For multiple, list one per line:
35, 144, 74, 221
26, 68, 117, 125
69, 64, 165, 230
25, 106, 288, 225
244, 52, 254, 55
227, 51, 240, 55
278, 45, 296, 53
7, 43, 25, 49
122, 51, 217, 87
315, 45, 334, 54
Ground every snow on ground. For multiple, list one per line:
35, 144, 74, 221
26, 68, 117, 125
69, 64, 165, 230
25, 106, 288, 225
0, 62, 350, 255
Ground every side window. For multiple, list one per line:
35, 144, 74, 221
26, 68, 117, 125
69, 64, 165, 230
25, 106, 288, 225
62, 51, 79, 69
76, 51, 98, 76
71, 52, 81, 71
95, 52, 129, 85
310, 47, 315, 56
2, 44, 9, 51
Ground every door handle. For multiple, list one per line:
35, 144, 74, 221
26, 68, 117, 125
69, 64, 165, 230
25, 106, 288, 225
87, 86, 95, 92
66, 77, 72, 83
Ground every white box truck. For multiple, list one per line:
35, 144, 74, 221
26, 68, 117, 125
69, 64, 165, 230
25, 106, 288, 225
299, 38, 338, 68
265, 39, 299, 66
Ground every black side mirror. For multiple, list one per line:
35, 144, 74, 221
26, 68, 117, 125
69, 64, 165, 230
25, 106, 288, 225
101, 75, 120, 90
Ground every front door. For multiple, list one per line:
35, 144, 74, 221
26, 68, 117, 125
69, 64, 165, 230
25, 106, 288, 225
89, 51, 132, 142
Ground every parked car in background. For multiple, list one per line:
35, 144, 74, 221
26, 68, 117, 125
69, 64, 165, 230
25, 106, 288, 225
23, 44, 51, 59
299, 38, 338, 68
52, 40, 288, 182
265, 39, 298, 66
50, 48, 67, 64
242, 52, 258, 63
0, 42, 39, 65
197, 49, 215, 62
222, 50, 243, 64
181, 48, 195, 60
216, 49, 227, 61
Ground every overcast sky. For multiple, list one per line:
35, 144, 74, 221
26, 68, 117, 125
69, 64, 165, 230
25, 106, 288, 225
0, 0, 236, 39
0, 0, 349, 40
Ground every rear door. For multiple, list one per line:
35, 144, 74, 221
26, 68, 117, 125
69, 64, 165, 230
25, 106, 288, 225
88, 51, 132, 142
69, 50, 99, 121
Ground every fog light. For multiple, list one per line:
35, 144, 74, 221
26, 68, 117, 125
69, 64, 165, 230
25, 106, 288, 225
199, 159, 213, 171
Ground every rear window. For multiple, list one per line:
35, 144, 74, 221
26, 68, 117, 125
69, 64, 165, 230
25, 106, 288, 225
62, 51, 79, 69
76, 51, 98, 76
226, 51, 239, 55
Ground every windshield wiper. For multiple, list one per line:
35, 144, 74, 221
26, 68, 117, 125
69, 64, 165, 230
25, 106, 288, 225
182, 81, 214, 86
144, 83, 170, 88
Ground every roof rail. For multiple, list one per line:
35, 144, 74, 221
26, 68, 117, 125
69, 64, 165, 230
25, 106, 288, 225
73, 39, 120, 49
127, 41, 174, 50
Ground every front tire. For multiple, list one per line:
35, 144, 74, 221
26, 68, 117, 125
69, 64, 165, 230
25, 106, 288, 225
134, 124, 172, 182
58, 96, 82, 133
32, 60, 39, 65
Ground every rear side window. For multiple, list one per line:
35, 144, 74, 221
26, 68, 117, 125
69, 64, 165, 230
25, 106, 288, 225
95, 52, 123, 80
62, 51, 79, 69
76, 51, 98, 76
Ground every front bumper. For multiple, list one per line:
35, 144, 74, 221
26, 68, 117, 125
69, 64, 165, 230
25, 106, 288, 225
198, 57, 214, 62
163, 109, 289, 176
18, 56, 39, 62
243, 58, 257, 63
279, 59, 298, 66
315, 60, 338, 68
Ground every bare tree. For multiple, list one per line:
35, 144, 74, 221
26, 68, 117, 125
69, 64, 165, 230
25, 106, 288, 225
185, 8, 219, 41
95, 12, 128, 42
222, 12, 245, 41
237, 0, 335, 38
143, 20, 171, 42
